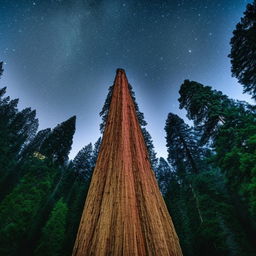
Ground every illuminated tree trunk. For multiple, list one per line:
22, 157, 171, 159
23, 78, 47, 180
72, 69, 183, 256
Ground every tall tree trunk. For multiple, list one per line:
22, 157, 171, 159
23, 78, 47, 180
72, 69, 183, 256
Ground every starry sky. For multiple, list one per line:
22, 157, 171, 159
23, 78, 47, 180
0, 0, 253, 159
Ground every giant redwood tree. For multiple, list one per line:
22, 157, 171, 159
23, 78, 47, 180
72, 69, 182, 256
100, 80, 157, 171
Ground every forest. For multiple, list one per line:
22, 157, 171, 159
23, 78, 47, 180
0, 2, 256, 256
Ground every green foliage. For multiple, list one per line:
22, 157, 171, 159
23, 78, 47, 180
229, 1, 256, 99
179, 79, 256, 220
0, 57, 256, 256
62, 175, 90, 256
155, 157, 173, 195
165, 113, 201, 174
99, 85, 114, 133
128, 84, 157, 170
164, 112, 255, 255
218, 132, 256, 217
142, 127, 158, 171
20, 128, 51, 161
34, 198, 68, 256
128, 83, 147, 127
0, 87, 39, 199
178, 80, 230, 144
91, 137, 101, 167
73, 143, 93, 180
40, 116, 76, 165
0, 159, 56, 255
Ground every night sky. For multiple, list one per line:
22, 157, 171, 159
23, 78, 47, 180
0, 0, 253, 159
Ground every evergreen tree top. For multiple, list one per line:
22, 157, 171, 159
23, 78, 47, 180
99, 83, 147, 134
229, 1, 256, 99
40, 115, 76, 165
0, 62, 3, 78
178, 80, 231, 144
99, 74, 156, 170
165, 112, 203, 174
0, 87, 7, 99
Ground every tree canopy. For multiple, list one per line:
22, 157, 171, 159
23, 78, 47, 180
229, 1, 256, 99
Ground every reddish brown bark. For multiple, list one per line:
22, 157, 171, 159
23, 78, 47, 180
72, 69, 183, 256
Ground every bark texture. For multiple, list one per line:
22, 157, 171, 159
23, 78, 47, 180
72, 69, 183, 256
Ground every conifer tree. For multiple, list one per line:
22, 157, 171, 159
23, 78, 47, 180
34, 198, 68, 256
63, 175, 91, 256
24, 116, 77, 254
128, 83, 147, 127
141, 127, 158, 170
8, 107, 39, 155
178, 80, 230, 144
0, 96, 19, 173
155, 157, 173, 195
229, 1, 256, 99
0, 61, 3, 78
0, 63, 38, 157
165, 113, 201, 175
99, 83, 157, 170
40, 116, 76, 165
0, 86, 6, 98
0, 97, 18, 127
91, 137, 101, 167
99, 85, 114, 133
178, 80, 256, 218
0, 89, 39, 198
127, 84, 158, 169
19, 128, 51, 160
73, 143, 93, 180
164, 172, 197, 256
0, 158, 57, 255
165, 113, 255, 256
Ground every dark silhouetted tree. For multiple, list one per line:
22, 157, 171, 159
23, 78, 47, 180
165, 113, 255, 256
155, 157, 173, 195
0, 62, 3, 78
91, 137, 101, 167
99, 85, 114, 133
0, 159, 57, 256
178, 80, 231, 144
34, 198, 68, 256
229, 1, 256, 99
73, 143, 93, 180
40, 116, 76, 165
165, 113, 201, 175
142, 127, 158, 171
179, 80, 256, 218
20, 128, 51, 160
9, 107, 39, 155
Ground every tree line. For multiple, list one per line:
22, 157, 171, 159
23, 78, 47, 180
0, 1, 255, 255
